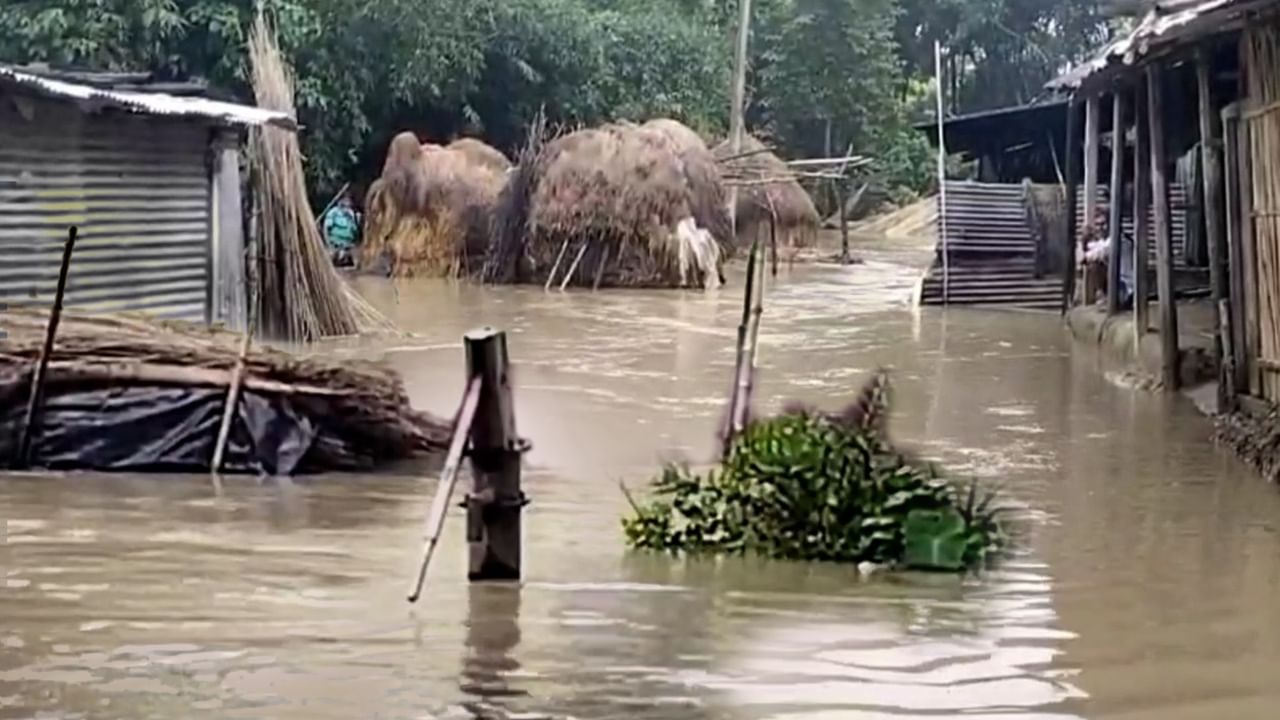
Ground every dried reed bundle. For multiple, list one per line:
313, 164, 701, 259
248, 12, 392, 341
485, 118, 730, 288
714, 135, 820, 251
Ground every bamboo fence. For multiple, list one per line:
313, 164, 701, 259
1245, 20, 1280, 402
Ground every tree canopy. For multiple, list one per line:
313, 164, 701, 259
0, 0, 1110, 201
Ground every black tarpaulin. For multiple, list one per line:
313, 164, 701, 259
0, 385, 367, 475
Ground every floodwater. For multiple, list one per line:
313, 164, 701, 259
5, 234, 1280, 719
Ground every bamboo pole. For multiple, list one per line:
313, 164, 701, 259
934, 40, 950, 304
14, 226, 77, 470
559, 241, 589, 291
408, 374, 482, 603
592, 244, 610, 291
738, 230, 768, 435
724, 234, 760, 455
1133, 77, 1152, 344
727, 0, 753, 238
210, 306, 257, 491
1107, 90, 1127, 314
1148, 64, 1181, 390
545, 238, 571, 291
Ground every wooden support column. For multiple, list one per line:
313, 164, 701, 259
464, 328, 527, 581
1148, 65, 1181, 389
1107, 90, 1127, 314
1133, 77, 1152, 342
1197, 48, 1228, 407
1081, 95, 1103, 304
1062, 99, 1081, 314
1222, 102, 1249, 397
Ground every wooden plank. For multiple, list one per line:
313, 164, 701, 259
1062, 99, 1081, 314
1108, 90, 1126, 314
1134, 77, 1152, 340
1148, 65, 1181, 390
1198, 47, 1228, 401
1082, 95, 1102, 304
464, 328, 525, 581
1222, 103, 1251, 397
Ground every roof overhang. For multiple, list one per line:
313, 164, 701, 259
0, 64, 296, 131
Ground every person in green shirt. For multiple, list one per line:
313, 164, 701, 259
322, 193, 359, 267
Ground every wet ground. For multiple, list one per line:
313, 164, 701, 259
4, 235, 1280, 719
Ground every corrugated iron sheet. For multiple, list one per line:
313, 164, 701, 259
0, 94, 212, 321
1048, 0, 1248, 91
0, 64, 294, 130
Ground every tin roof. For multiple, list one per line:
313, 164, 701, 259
1047, 0, 1260, 92
0, 64, 296, 130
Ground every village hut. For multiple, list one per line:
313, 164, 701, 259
484, 119, 731, 289
714, 134, 820, 252
361, 132, 509, 277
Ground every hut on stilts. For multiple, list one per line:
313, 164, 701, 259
362, 133, 511, 278
483, 118, 732, 289
1048, 0, 1280, 479
714, 134, 820, 254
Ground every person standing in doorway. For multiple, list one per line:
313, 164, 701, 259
322, 192, 359, 267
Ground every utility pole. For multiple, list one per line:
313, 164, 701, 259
728, 0, 752, 235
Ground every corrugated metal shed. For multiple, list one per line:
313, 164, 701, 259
0, 65, 277, 324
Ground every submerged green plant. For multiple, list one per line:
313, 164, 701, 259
622, 372, 1006, 571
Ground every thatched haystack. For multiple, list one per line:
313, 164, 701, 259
715, 135, 820, 251
484, 119, 731, 289
0, 309, 449, 474
362, 133, 509, 277
448, 137, 513, 174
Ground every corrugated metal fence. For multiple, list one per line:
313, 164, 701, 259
0, 94, 211, 322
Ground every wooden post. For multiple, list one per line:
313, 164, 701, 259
15, 227, 77, 469
1238, 99, 1260, 396
1148, 65, 1181, 390
1197, 48, 1228, 408
1107, 90, 1127, 314
464, 329, 526, 581
839, 178, 851, 264
1063, 98, 1081, 314
1133, 77, 1152, 343
1081, 95, 1102, 304
1222, 102, 1249, 396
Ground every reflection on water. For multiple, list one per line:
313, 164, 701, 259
4, 234, 1280, 718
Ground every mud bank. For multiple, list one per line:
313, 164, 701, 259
1065, 302, 1216, 390
1215, 404, 1280, 483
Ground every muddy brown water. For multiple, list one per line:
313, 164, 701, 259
4, 236, 1280, 719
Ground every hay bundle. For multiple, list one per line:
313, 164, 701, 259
248, 14, 390, 341
361, 133, 509, 277
0, 309, 448, 472
484, 119, 731, 289
715, 135, 820, 251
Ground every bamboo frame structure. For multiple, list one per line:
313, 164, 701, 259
1244, 20, 1280, 401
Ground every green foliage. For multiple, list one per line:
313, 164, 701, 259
894, 0, 1112, 111
622, 409, 1005, 570
0, 0, 1110, 202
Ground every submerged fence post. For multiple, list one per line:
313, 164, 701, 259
464, 328, 528, 581
15, 226, 77, 469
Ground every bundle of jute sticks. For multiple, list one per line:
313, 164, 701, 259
0, 309, 449, 470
